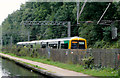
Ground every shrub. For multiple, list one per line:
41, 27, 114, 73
82, 56, 94, 69
18, 47, 28, 56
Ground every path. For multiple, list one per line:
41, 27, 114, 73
0, 53, 96, 78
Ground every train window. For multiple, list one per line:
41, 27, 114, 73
42, 44, 46, 48
49, 44, 52, 48
30, 45, 33, 48
71, 40, 78, 49
79, 41, 85, 49
53, 44, 57, 48
71, 40, 85, 49
61, 43, 68, 49
49, 44, 57, 49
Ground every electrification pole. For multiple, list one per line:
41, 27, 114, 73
68, 22, 71, 37
77, 2, 80, 24
77, 0, 87, 24
97, 3, 111, 24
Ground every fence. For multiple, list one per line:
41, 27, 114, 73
2, 46, 120, 69
48, 49, 120, 69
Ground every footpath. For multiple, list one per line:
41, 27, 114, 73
0, 53, 96, 78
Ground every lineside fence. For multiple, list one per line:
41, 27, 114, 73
2, 46, 120, 69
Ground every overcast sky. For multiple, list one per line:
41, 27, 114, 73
0, 0, 26, 25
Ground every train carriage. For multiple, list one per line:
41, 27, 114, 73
17, 36, 87, 49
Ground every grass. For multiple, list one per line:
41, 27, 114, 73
17, 60, 47, 70
1, 52, 119, 77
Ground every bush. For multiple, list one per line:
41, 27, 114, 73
18, 47, 28, 56
82, 56, 94, 69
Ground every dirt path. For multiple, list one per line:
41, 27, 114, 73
0, 53, 95, 77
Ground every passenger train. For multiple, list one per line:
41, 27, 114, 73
17, 37, 87, 49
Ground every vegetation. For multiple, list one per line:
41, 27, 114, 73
2, 45, 119, 77
1, 52, 119, 77
1, 2, 120, 77
18, 60, 47, 70
82, 56, 94, 69
1, 2, 120, 48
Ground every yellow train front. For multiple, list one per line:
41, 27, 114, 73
17, 37, 87, 49
68, 37, 87, 49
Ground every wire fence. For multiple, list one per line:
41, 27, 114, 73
2, 46, 120, 69
47, 49, 120, 69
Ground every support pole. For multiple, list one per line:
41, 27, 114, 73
78, 0, 87, 21
97, 3, 111, 24
68, 22, 71, 37
77, 2, 80, 24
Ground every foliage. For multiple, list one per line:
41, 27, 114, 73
1, 2, 120, 48
33, 44, 41, 49
102, 26, 111, 41
19, 47, 28, 56
82, 56, 94, 69
1, 52, 119, 77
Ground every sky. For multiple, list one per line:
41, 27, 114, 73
0, 0, 26, 25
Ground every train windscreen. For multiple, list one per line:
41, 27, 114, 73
79, 41, 85, 49
71, 40, 85, 49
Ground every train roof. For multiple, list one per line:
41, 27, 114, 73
35, 37, 84, 41
17, 37, 85, 45
17, 41, 34, 45
30, 37, 85, 43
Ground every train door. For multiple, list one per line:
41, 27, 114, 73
58, 41, 60, 49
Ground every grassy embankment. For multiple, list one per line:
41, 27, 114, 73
1, 52, 119, 77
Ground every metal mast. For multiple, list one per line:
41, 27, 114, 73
97, 3, 111, 24
77, 0, 87, 24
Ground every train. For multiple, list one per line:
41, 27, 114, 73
17, 36, 87, 49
